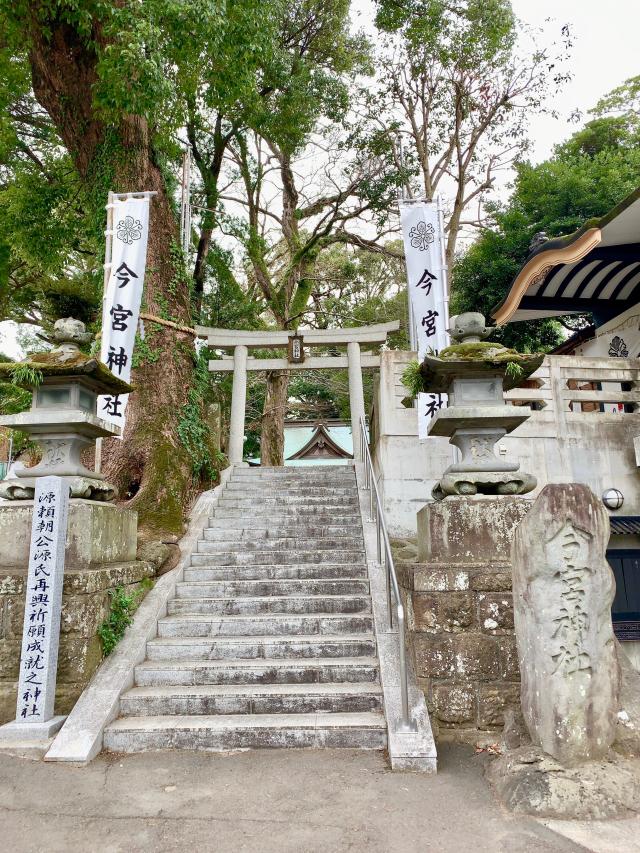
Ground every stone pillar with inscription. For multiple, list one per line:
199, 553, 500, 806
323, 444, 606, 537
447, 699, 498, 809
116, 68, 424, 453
0, 476, 69, 741
512, 483, 620, 764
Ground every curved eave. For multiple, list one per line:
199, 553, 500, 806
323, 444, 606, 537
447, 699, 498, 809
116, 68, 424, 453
491, 187, 640, 325
492, 228, 602, 325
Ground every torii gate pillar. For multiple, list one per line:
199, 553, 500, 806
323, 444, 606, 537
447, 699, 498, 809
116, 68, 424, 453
347, 341, 365, 461
228, 344, 248, 465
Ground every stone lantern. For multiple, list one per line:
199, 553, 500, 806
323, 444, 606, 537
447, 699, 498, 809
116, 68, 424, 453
419, 312, 543, 500
0, 317, 132, 501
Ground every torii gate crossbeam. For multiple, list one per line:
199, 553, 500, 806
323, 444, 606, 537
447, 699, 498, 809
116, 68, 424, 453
196, 322, 400, 464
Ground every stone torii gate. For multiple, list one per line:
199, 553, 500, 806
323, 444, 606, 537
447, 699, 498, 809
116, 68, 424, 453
196, 322, 400, 464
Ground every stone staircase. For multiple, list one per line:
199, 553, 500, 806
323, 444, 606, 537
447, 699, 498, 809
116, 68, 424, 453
103, 465, 388, 752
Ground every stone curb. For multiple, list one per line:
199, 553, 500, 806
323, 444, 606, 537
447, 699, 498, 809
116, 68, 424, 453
43, 467, 235, 764
354, 463, 437, 772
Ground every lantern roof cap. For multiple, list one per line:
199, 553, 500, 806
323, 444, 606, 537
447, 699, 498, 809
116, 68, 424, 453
0, 317, 132, 394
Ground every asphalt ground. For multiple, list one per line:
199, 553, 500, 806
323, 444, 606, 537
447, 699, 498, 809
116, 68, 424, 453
0, 743, 601, 853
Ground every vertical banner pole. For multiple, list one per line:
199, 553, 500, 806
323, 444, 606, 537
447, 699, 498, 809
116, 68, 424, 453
95, 190, 115, 474
180, 148, 192, 258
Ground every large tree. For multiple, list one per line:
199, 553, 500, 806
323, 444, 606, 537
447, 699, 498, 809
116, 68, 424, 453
0, 2, 279, 533
0, 1, 303, 531
369, 0, 572, 269
208, 3, 402, 465
451, 79, 640, 350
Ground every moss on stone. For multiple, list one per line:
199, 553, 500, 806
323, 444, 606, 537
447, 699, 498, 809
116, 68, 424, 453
438, 342, 539, 367
0, 352, 132, 394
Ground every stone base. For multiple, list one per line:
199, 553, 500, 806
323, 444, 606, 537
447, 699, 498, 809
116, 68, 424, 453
399, 497, 533, 742
0, 499, 137, 569
417, 496, 531, 563
0, 715, 66, 741
487, 743, 640, 819
432, 470, 536, 501
0, 475, 116, 502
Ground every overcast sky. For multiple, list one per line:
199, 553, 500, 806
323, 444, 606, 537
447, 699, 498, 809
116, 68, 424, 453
2, 1, 638, 357
352, 0, 640, 164
510, 0, 640, 161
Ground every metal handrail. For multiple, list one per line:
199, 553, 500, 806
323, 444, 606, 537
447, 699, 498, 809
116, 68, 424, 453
359, 416, 416, 733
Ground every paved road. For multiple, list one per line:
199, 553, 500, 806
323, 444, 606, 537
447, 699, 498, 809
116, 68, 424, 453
0, 744, 590, 853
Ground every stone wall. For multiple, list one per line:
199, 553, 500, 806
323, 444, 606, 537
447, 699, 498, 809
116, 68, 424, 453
395, 496, 530, 743
0, 499, 153, 724
0, 561, 153, 723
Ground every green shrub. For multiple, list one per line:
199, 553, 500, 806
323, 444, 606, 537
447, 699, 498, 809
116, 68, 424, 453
98, 578, 153, 656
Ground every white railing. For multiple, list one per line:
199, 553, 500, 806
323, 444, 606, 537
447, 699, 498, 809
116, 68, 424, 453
359, 417, 416, 733
504, 355, 640, 414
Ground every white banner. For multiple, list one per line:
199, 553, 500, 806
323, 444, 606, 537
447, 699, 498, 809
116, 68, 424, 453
400, 200, 449, 438
99, 195, 151, 432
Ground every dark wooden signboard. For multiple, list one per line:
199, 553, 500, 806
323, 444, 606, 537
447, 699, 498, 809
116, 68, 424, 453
288, 333, 305, 364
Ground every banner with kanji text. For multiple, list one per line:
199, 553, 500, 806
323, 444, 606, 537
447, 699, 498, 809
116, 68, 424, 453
99, 195, 151, 432
399, 200, 449, 438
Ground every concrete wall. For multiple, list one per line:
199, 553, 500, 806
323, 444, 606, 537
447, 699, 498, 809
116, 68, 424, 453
372, 351, 640, 536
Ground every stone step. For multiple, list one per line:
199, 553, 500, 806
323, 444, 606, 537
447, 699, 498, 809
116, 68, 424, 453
192, 548, 365, 565
145, 634, 377, 661
176, 578, 370, 597
224, 483, 357, 495
233, 463, 355, 472
184, 564, 369, 581
200, 534, 363, 550
103, 712, 387, 753
204, 523, 363, 538
219, 496, 358, 507
119, 683, 384, 716
167, 594, 371, 616
134, 656, 380, 686
212, 508, 362, 521
156, 613, 374, 638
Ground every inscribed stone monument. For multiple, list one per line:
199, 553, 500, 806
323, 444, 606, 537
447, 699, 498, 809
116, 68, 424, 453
0, 476, 69, 740
511, 483, 620, 764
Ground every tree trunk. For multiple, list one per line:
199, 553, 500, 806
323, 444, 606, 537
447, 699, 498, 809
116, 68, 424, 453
27, 10, 197, 536
260, 370, 289, 467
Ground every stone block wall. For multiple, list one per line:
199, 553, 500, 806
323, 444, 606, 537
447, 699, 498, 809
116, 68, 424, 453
396, 496, 531, 743
0, 561, 153, 723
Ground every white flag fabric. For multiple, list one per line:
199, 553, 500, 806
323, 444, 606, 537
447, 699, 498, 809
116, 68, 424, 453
400, 200, 449, 438
99, 196, 151, 432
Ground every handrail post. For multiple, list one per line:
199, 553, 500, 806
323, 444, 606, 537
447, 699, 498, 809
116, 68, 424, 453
397, 606, 412, 732
386, 548, 393, 630
359, 416, 416, 733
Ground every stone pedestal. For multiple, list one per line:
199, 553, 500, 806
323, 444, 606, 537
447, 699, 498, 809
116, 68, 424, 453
417, 496, 530, 563
403, 497, 531, 740
0, 499, 151, 725
0, 500, 137, 569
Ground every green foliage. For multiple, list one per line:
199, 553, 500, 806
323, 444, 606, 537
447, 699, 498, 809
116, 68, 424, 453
505, 361, 523, 381
132, 329, 161, 368
8, 364, 43, 387
98, 579, 154, 657
451, 86, 640, 350
177, 350, 218, 479
401, 360, 423, 398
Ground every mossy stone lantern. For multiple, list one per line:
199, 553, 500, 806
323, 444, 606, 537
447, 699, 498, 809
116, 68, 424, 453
0, 318, 132, 501
419, 312, 543, 501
